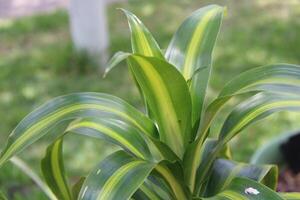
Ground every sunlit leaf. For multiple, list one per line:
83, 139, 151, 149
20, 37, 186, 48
166, 5, 225, 129
0, 92, 157, 166
121, 9, 164, 59
128, 55, 192, 157
67, 118, 178, 162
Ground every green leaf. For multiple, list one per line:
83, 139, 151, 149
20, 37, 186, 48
190, 93, 300, 194
186, 64, 300, 193
219, 93, 300, 144
41, 138, 72, 200
121, 9, 164, 59
280, 193, 300, 200
198, 64, 300, 142
67, 118, 152, 160
0, 92, 157, 167
10, 157, 57, 200
219, 64, 300, 97
202, 177, 283, 200
67, 118, 178, 162
166, 5, 225, 128
204, 159, 278, 197
120, 8, 164, 116
78, 151, 155, 200
128, 55, 192, 158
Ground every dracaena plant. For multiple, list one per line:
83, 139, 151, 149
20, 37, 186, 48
1, 4, 300, 200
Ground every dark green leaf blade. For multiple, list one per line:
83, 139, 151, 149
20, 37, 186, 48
79, 151, 155, 200
41, 138, 72, 200
166, 5, 225, 128
128, 55, 192, 158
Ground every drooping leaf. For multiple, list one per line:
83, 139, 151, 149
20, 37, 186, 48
128, 55, 192, 158
78, 151, 155, 200
202, 177, 283, 200
185, 65, 300, 195
121, 9, 164, 59
67, 118, 152, 160
219, 93, 300, 144
204, 159, 278, 196
67, 118, 178, 162
191, 93, 300, 193
166, 5, 225, 129
198, 64, 300, 142
219, 64, 300, 97
0, 92, 157, 167
41, 138, 72, 200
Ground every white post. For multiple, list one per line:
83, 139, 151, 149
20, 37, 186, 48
69, 0, 109, 67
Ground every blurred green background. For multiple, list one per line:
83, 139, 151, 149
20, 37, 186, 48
0, 0, 300, 199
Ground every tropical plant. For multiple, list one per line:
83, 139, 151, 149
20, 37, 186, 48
1, 4, 300, 200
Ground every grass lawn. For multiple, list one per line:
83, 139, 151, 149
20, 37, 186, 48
0, 0, 300, 199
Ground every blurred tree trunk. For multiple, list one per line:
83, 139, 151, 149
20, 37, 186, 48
69, 0, 109, 69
